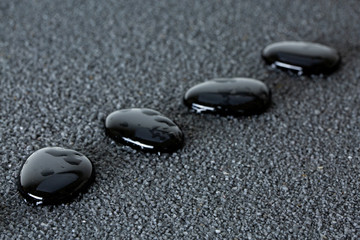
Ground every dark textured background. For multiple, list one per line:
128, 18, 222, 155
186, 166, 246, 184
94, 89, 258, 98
1, 0, 360, 239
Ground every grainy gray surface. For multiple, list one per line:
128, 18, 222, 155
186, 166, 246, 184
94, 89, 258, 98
1, 0, 360, 239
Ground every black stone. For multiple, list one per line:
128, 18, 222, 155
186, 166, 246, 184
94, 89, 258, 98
262, 41, 340, 75
105, 108, 184, 153
18, 147, 95, 205
183, 78, 271, 116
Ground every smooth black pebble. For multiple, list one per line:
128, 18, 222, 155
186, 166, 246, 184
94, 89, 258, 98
18, 147, 95, 205
262, 41, 340, 75
183, 78, 271, 116
105, 108, 184, 153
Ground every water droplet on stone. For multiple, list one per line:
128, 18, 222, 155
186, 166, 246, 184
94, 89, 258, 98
141, 109, 160, 116
154, 116, 176, 127
119, 122, 128, 127
183, 78, 271, 116
18, 147, 95, 205
262, 41, 340, 75
105, 108, 184, 153
41, 169, 54, 176
64, 157, 82, 165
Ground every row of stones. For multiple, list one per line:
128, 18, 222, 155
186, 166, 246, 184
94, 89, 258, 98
18, 41, 341, 205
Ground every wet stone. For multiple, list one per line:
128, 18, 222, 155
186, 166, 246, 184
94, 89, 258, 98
105, 108, 184, 153
18, 147, 95, 205
183, 78, 271, 116
262, 41, 340, 75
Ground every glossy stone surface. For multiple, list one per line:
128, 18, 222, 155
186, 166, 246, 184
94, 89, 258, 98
105, 108, 184, 153
18, 147, 95, 205
183, 78, 271, 116
262, 41, 340, 75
